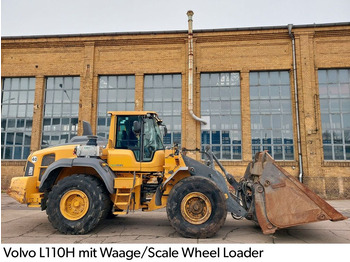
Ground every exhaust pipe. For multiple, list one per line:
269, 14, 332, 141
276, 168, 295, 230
288, 24, 303, 183
187, 10, 207, 125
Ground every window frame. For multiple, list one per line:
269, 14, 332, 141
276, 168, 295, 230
318, 68, 350, 161
249, 70, 295, 161
97, 75, 135, 139
41, 76, 80, 149
143, 73, 182, 147
200, 71, 242, 160
1, 77, 35, 160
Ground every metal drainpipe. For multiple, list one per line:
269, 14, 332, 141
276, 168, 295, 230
187, 10, 207, 125
288, 24, 303, 183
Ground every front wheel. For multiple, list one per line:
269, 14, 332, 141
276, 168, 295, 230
166, 176, 227, 238
46, 174, 110, 234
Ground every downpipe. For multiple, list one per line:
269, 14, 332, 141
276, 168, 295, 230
187, 10, 207, 125
288, 24, 303, 183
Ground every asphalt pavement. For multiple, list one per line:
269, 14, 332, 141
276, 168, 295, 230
1, 193, 350, 244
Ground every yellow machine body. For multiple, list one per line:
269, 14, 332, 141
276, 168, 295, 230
7, 111, 183, 213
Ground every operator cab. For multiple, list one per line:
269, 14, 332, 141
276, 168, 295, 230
107, 111, 166, 172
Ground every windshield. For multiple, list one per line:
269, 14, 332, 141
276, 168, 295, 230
143, 117, 164, 161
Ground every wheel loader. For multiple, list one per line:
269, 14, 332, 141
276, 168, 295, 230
7, 111, 347, 238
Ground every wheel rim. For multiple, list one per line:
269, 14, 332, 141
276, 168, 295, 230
60, 190, 89, 220
181, 192, 212, 225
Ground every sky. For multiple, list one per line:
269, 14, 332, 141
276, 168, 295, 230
1, 0, 350, 36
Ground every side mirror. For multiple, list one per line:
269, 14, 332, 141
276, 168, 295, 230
160, 125, 168, 137
133, 121, 141, 134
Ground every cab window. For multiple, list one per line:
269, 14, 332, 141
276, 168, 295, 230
142, 117, 164, 161
116, 116, 141, 161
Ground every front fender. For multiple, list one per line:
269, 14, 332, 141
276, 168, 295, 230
39, 158, 115, 194
181, 154, 247, 217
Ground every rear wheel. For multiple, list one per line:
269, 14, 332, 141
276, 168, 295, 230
166, 176, 227, 238
46, 174, 110, 234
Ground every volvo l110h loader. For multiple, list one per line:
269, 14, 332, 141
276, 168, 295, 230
7, 111, 347, 238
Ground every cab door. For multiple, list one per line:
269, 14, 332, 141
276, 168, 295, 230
107, 115, 142, 172
107, 114, 165, 173
139, 116, 165, 172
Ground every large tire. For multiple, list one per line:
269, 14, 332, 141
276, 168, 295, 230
166, 176, 227, 238
46, 174, 110, 234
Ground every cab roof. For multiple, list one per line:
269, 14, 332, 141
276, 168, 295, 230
108, 111, 157, 116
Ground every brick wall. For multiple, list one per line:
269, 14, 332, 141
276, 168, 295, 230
2, 25, 350, 198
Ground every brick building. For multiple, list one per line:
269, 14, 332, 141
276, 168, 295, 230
1, 23, 350, 198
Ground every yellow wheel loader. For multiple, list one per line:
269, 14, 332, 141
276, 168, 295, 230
7, 111, 347, 238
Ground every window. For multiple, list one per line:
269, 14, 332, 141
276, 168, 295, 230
115, 115, 164, 162
116, 115, 141, 161
250, 71, 294, 160
42, 76, 80, 148
318, 69, 350, 160
200, 72, 241, 160
1, 77, 35, 159
144, 74, 182, 147
142, 116, 165, 161
97, 75, 135, 138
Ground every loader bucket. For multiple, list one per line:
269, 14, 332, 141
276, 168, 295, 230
245, 151, 347, 234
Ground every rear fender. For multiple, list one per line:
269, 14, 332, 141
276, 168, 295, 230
39, 158, 115, 194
